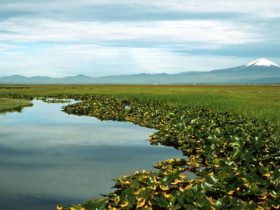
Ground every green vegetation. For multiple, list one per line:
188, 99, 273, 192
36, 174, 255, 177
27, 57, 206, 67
0, 85, 279, 209
39, 97, 71, 103
60, 95, 279, 209
0, 85, 280, 126
0, 98, 32, 113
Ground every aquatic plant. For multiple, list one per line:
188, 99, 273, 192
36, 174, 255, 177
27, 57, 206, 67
1, 84, 280, 126
61, 95, 280, 209
39, 97, 72, 103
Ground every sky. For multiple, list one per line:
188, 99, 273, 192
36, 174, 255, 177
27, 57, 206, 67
0, 0, 279, 77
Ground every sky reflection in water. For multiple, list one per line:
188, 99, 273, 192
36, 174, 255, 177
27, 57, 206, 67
0, 100, 182, 210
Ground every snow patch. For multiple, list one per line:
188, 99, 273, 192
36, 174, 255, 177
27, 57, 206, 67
246, 58, 280, 67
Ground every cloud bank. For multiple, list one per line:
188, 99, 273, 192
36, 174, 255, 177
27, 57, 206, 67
0, 0, 279, 76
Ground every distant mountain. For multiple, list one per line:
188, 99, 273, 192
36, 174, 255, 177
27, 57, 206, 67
0, 58, 279, 84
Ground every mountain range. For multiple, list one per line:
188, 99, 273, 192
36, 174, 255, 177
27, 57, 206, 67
0, 58, 280, 84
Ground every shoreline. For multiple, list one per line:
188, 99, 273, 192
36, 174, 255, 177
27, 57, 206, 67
61, 95, 280, 209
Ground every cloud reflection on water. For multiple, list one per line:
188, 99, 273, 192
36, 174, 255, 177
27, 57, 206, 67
0, 100, 182, 209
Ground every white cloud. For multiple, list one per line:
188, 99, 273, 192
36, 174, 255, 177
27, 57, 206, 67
124, 0, 280, 18
0, 44, 140, 77
0, 43, 256, 77
0, 0, 279, 76
3, 0, 279, 18
0, 19, 258, 45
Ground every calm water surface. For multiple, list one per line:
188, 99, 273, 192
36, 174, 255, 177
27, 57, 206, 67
0, 100, 182, 210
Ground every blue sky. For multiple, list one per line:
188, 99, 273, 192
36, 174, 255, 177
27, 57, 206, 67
0, 0, 279, 77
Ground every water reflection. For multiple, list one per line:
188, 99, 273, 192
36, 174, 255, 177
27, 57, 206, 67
0, 100, 182, 210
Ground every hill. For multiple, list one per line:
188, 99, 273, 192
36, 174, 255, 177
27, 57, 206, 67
0, 58, 279, 84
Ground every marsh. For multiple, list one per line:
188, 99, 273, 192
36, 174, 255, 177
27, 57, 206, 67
0, 100, 181, 210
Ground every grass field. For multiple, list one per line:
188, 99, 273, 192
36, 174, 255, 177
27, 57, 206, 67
0, 98, 32, 113
0, 84, 279, 126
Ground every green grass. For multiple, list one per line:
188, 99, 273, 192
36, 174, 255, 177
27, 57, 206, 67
0, 98, 32, 113
0, 84, 279, 126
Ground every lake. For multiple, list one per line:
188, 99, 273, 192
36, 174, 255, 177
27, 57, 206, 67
0, 100, 182, 210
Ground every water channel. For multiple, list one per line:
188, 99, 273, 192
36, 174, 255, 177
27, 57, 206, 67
0, 100, 182, 209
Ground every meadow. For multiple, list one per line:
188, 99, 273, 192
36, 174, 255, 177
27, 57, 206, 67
0, 84, 280, 126
0, 98, 32, 113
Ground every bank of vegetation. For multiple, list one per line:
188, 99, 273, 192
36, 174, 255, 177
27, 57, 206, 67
39, 97, 71, 103
60, 95, 280, 209
0, 85, 280, 126
0, 98, 32, 113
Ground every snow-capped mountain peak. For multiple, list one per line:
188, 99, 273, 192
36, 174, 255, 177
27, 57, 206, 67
246, 58, 280, 67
